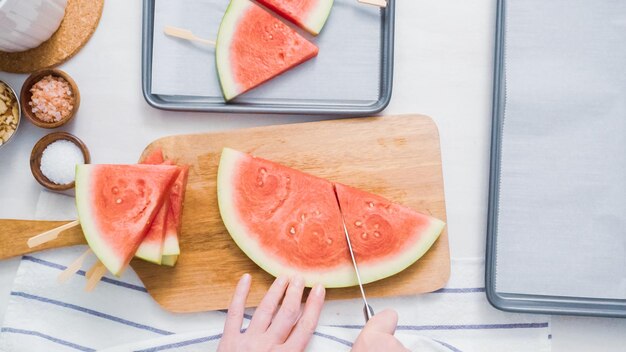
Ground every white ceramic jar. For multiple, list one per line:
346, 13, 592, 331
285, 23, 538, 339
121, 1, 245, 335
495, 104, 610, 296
0, 0, 68, 52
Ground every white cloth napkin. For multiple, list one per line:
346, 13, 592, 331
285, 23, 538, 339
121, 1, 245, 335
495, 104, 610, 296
0, 192, 551, 351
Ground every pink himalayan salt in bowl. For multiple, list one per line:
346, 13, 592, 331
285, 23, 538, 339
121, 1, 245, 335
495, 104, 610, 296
29, 75, 74, 123
20, 69, 80, 129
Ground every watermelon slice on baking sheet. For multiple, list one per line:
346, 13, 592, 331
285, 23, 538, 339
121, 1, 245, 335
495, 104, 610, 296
256, 0, 334, 35
75, 164, 179, 276
216, 0, 319, 101
217, 148, 446, 287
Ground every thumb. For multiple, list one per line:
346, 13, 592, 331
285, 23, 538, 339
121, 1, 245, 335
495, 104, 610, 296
362, 309, 398, 335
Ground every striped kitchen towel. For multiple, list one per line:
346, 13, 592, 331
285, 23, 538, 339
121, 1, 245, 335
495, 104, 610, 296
0, 247, 551, 352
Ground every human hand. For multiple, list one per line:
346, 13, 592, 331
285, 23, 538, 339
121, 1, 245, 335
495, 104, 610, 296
351, 309, 410, 352
217, 274, 326, 352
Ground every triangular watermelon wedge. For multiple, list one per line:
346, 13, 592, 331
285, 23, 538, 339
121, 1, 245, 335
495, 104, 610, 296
256, 0, 334, 35
135, 193, 170, 264
333, 183, 446, 285
75, 164, 179, 276
216, 0, 319, 101
135, 149, 172, 264
162, 165, 189, 257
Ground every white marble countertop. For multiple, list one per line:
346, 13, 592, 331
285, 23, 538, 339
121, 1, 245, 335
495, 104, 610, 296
0, 0, 624, 350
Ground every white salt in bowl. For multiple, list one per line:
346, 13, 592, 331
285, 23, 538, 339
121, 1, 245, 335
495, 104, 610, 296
30, 132, 90, 191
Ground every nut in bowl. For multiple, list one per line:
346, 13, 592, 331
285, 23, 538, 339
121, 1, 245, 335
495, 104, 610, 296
0, 80, 21, 149
30, 132, 91, 191
20, 69, 80, 129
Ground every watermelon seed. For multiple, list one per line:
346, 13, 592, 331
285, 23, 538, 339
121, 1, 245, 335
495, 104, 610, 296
355, 220, 362, 227
259, 167, 267, 174
111, 187, 119, 194
368, 202, 375, 208
326, 238, 333, 245
289, 227, 296, 235
300, 214, 306, 221
361, 232, 368, 239
115, 198, 122, 204
373, 231, 381, 238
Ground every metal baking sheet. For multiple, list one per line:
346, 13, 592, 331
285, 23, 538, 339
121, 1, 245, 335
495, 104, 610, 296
486, 0, 626, 318
141, 0, 394, 115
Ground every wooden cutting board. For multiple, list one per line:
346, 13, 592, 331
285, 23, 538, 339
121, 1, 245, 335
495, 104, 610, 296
0, 114, 450, 313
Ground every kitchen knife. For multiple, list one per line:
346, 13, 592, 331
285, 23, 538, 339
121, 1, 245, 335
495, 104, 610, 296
334, 190, 375, 322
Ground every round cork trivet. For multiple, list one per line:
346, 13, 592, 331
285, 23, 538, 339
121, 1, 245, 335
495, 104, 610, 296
0, 0, 104, 74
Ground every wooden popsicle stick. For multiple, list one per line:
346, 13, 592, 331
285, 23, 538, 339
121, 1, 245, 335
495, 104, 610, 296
85, 263, 107, 292
85, 260, 104, 279
58, 248, 92, 283
164, 25, 216, 46
358, 0, 387, 7
27, 220, 80, 248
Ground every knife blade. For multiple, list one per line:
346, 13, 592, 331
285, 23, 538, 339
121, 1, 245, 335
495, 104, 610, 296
334, 190, 375, 322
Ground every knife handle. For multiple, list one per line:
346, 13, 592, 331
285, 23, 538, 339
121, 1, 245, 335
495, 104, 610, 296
363, 304, 375, 322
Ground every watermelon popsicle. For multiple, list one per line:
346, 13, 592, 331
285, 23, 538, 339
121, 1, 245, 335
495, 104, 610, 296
255, 0, 334, 35
216, 0, 319, 101
75, 164, 180, 276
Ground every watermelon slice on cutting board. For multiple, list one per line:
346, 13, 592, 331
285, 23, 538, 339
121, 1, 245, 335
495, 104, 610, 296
75, 164, 180, 276
256, 0, 334, 35
216, 0, 319, 101
135, 149, 172, 265
162, 165, 189, 261
217, 148, 446, 288
139, 148, 189, 266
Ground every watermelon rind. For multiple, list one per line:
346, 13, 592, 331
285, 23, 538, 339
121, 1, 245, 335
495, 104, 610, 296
217, 147, 445, 288
162, 232, 181, 256
216, 0, 251, 101
75, 166, 125, 275
302, 0, 334, 35
161, 255, 178, 267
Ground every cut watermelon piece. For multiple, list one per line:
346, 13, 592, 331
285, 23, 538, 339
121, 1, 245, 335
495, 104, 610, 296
142, 148, 164, 165
334, 183, 446, 284
162, 165, 189, 256
217, 148, 445, 287
75, 164, 179, 276
135, 193, 169, 264
216, 0, 319, 101
257, 0, 334, 35
135, 149, 172, 264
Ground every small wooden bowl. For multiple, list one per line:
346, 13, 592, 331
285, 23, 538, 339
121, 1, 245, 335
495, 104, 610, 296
20, 69, 81, 129
30, 132, 90, 191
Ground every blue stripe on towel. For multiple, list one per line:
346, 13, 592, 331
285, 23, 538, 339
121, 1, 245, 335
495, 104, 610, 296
435, 339, 464, 352
330, 322, 549, 330
134, 333, 223, 352
21, 256, 148, 293
1, 327, 95, 352
10, 291, 173, 335
313, 331, 353, 347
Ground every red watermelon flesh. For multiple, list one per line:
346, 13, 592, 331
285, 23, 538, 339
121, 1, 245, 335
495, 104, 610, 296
135, 149, 173, 264
163, 165, 189, 257
256, 0, 334, 35
135, 196, 169, 264
217, 148, 446, 287
142, 148, 164, 164
75, 164, 179, 276
216, 0, 319, 101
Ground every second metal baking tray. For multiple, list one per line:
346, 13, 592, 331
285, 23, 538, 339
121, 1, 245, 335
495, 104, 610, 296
141, 0, 394, 115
